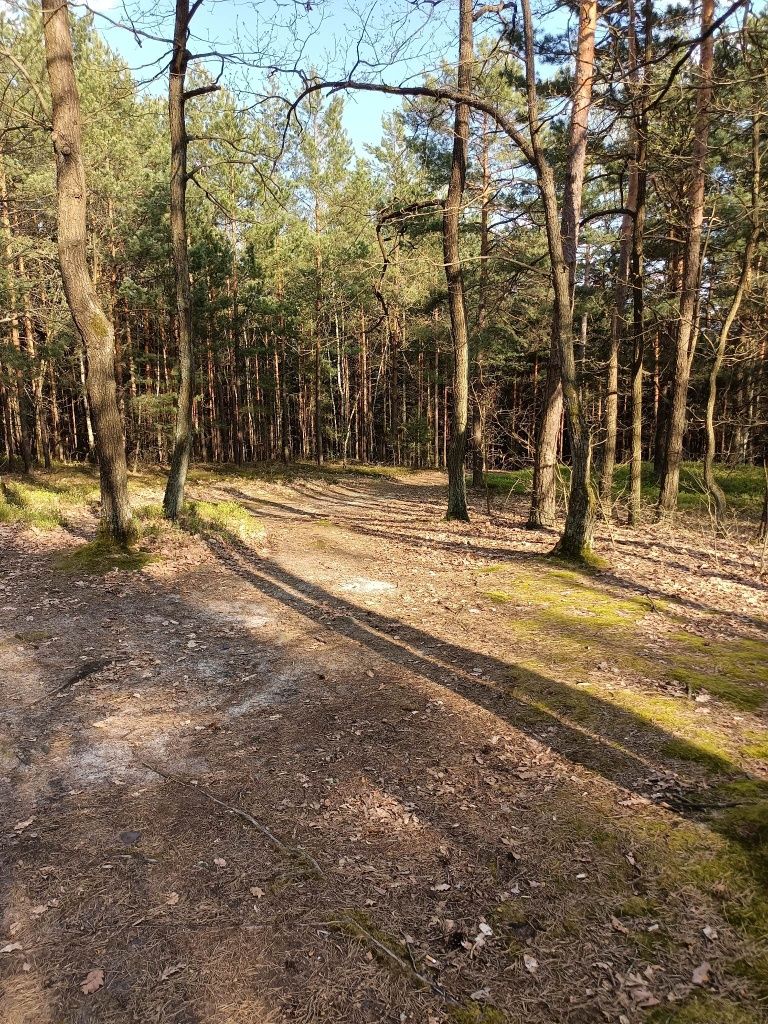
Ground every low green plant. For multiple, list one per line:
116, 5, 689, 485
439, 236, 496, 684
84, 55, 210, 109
179, 499, 265, 542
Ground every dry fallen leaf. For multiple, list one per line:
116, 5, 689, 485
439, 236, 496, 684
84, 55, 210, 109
692, 962, 711, 987
702, 925, 718, 941
470, 988, 491, 1002
160, 962, 187, 981
13, 818, 34, 833
165, 892, 180, 906
611, 916, 629, 934
80, 968, 104, 994
523, 954, 539, 975
250, 887, 265, 899
1, 942, 23, 954
213, 857, 227, 868
631, 987, 660, 1007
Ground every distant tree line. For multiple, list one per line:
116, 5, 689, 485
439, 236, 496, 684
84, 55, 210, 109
0, 0, 765, 555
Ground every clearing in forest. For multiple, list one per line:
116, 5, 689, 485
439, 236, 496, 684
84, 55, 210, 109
1, 465, 767, 1024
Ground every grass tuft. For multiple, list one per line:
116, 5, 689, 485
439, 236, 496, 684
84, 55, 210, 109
179, 499, 265, 542
0, 471, 99, 529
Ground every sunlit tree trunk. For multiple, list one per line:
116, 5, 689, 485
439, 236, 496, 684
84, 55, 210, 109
444, 0, 473, 520
524, 0, 598, 557
600, 0, 643, 512
472, 113, 491, 489
658, 0, 715, 516
528, 0, 597, 545
163, 0, 194, 518
628, 0, 652, 527
42, 0, 133, 540
703, 111, 760, 523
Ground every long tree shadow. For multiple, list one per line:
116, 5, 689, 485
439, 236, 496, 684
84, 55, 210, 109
4, 527, 766, 1023
221, 481, 768, 631
203, 532, 762, 810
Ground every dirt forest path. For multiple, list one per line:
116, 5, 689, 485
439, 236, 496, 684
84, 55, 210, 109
1, 469, 767, 1024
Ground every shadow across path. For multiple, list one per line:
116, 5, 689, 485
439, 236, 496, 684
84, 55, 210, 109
206, 532, 758, 816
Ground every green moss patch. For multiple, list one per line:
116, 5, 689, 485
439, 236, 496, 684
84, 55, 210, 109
661, 737, 732, 773
613, 461, 765, 517
481, 469, 533, 495
648, 995, 763, 1024
615, 894, 662, 919
742, 731, 768, 761
666, 632, 768, 711
0, 471, 100, 529
1, 481, 64, 528
55, 538, 155, 574
503, 563, 652, 629
479, 561, 764, 773
135, 501, 164, 522
715, 801, 768, 874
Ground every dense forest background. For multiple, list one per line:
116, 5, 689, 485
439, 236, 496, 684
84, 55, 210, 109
0, 0, 766, 544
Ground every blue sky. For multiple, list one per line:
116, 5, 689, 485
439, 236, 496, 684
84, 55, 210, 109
82, 0, 459, 151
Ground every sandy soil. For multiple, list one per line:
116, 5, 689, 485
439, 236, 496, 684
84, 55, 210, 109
1, 469, 766, 1024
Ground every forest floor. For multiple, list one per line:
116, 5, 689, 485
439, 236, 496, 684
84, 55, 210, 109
1, 463, 767, 1024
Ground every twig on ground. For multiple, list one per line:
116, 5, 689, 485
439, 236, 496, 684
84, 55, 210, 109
142, 761, 323, 876
322, 916, 460, 1005
31, 656, 126, 705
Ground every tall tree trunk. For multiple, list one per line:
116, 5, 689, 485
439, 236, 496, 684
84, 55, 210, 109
472, 113, 491, 489
443, 0, 473, 521
163, 0, 194, 518
528, 348, 562, 527
528, 0, 597, 539
523, 0, 598, 557
628, 0, 652, 526
703, 111, 760, 522
657, 0, 715, 516
0, 158, 34, 473
41, 0, 133, 540
599, 0, 643, 511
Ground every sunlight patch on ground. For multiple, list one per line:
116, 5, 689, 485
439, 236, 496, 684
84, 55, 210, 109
195, 596, 273, 630
225, 664, 304, 718
340, 577, 396, 594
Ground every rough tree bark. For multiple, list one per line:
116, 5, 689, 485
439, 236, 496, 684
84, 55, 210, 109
472, 112, 491, 489
0, 157, 33, 473
529, 0, 597, 532
703, 110, 760, 523
444, 0, 473, 521
628, 0, 652, 527
657, 0, 715, 516
163, 0, 195, 519
525, 0, 598, 558
599, 0, 644, 512
41, 0, 133, 540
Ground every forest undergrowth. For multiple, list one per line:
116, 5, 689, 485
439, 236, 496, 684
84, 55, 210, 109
1, 464, 767, 1024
